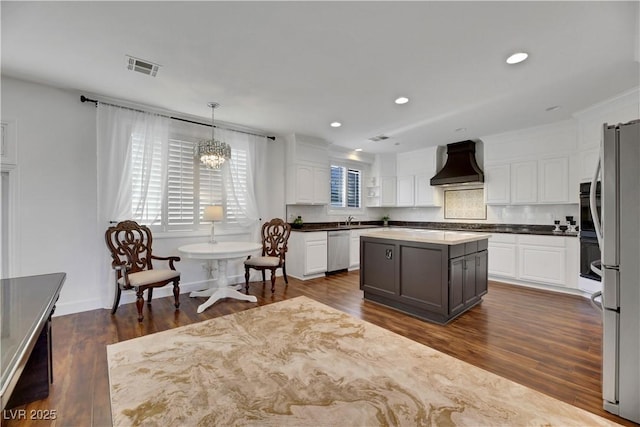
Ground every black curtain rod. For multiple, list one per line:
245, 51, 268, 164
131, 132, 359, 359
80, 95, 276, 141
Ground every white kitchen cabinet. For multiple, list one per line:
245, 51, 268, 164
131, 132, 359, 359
415, 174, 442, 206
579, 148, 599, 182
517, 235, 567, 286
349, 232, 359, 268
510, 161, 538, 204
486, 155, 571, 205
485, 164, 511, 204
287, 231, 327, 280
487, 233, 579, 292
349, 228, 383, 269
289, 165, 329, 205
380, 176, 397, 206
313, 166, 330, 204
487, 233, 517, 278
394, 146, 442, 207
285, 134, 330, 205
519, 247, 565, 285
396, 175, 415, 206
305, 238, 328, 274
538, 157, 569, 203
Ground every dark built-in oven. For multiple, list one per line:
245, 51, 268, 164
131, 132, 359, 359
579, 182, 601, 281
580, 236, 601, 281
579, 181, 600, 237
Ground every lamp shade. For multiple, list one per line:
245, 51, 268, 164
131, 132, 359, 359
203, 205, 224, 221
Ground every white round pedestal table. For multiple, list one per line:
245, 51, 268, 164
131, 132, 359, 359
178, 241, 262, 313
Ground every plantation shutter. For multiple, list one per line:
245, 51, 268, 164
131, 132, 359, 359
347, 168, 361, 208
130, 124, 252, 231
331, 165, 344, 207
166, 138, 196, 226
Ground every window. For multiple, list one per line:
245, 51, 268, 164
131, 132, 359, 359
131, 129, 249, 232
330, 165, 361, 209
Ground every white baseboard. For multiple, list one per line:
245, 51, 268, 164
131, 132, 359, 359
53, 274, 261, 316
489, 275, 590, 298
53, 297, 104, 317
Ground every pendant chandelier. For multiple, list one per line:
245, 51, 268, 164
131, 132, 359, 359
196, 102, 231, 169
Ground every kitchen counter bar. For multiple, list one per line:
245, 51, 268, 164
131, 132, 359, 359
360, 228, 490, 245
290, 221, 577, 237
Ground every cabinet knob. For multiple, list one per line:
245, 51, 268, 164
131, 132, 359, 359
385, 249, 393, 260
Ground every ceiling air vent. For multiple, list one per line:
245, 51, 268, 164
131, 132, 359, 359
126, 55, 160, 77
368, 135, 389, 142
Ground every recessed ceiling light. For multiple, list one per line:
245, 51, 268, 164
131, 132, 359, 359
355, 148, 363, 152
455, 127, 467, 132
506, 52, 528, 65
395, 96, 409, 105
330, 122, 342, 128
545, 105, 561, 112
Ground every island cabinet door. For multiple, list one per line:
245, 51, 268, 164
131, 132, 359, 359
360, 239, 396, 296
475, 250, 488, 297
449, 256, 465, 315
398, 244, 448, 314
463, 254, 478, 306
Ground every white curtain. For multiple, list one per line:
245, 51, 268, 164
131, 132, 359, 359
218, 128, 263, 242
96, 104, 169, 308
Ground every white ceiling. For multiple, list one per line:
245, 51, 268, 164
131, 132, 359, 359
2, 1, 639, 153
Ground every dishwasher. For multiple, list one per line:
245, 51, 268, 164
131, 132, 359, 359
327, 230, 350, 274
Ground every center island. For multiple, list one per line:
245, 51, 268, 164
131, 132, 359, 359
359, 228, 490, 324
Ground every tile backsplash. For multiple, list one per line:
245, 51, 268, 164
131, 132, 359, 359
444, 188, 486, 220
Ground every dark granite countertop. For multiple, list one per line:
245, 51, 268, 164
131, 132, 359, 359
289, 221, 578, 237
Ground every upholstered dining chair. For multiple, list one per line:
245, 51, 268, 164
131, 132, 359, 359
105, 220, 181, 322
244, 218, 292, 294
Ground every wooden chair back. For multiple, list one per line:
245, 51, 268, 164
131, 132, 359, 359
260, 218, 291, 260
105, 220, 155, 277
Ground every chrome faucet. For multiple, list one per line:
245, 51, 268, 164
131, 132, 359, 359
346, 216, 355, 226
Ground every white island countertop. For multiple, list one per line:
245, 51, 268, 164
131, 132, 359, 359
360, 228, 490, 245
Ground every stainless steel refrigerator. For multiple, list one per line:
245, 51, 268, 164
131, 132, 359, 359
590, 119, 639, 423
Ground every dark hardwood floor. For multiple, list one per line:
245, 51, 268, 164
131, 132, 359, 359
3, 272, 636, 426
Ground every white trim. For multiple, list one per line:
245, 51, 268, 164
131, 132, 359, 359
489, 275, 590, 298
53, 297, 104, 317
572, 86, 640, 119
0, 119, 17, 166
0, 166, 20, 278
54, 279, 246, 315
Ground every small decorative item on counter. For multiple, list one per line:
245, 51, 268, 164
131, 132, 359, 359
553, 220, 562, 232
292, 216, 304, 229
568, 220, 578, 233
382, 215, 390, 227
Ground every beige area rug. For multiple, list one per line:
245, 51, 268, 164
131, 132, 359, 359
107, 296, 618, 426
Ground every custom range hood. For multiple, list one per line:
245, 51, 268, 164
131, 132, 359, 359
430, 140, 484, 186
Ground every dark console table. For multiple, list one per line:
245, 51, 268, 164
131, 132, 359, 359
1, 273, 66, 410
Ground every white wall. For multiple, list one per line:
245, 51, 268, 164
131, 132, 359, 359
1, 76, 280, 316
1, 76, 100, 315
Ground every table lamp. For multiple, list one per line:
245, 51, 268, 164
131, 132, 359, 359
203, 205, 223, 243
